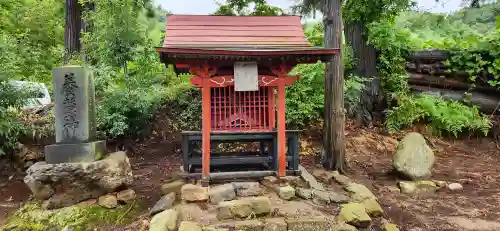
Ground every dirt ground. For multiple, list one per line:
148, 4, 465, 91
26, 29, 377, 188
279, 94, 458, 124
0, 119, 499, 231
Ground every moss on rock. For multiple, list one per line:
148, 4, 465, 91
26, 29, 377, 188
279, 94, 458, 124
2, 201, 140, 231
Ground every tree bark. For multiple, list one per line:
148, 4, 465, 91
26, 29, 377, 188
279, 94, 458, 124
64, 0, 82, 64
344, 22, 378, 77
82, 2, 95, 62
323, 0, 346, 172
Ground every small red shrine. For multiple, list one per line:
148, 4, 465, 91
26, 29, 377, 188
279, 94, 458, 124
157, 15, 338, 183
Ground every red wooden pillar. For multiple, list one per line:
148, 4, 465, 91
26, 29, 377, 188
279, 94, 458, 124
190, 63, 216, 184
277, 77, 286, 177
201, 76, 211, 182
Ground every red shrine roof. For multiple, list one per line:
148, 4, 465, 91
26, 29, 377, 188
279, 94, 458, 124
156, 15, 338, 62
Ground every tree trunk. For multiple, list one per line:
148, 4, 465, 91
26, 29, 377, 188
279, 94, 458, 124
344, 22, 378, 77
323, 0, 346, 172
82, 2, 95, 62
64, 0, 82, 64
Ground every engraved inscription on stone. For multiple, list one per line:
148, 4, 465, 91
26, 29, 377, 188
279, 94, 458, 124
53, 66, 94, 144
61, 72, 80, 141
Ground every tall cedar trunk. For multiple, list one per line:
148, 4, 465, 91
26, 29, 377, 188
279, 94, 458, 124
344, 21, 382, 127
323, 0, 346, 172
82, 2, 95, 62
344, 22, 378, 77
64, 0, 82, 64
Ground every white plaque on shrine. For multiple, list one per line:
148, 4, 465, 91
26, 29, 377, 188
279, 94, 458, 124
234, 62, 258, 91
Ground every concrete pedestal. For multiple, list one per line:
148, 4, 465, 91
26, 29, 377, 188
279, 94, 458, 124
44, 140, 106, 164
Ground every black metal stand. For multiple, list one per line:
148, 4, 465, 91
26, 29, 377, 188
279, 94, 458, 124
180, 130, 301, 180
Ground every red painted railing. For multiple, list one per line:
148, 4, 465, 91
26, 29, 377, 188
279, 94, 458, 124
211, 86, 275, 132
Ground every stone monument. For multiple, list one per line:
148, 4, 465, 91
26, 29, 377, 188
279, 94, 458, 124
44, 65, 106, 164
24, 66, 133, 209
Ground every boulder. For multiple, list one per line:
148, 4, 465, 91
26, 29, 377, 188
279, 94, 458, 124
98, 195, 118, 209
277, 186, 295, 200
161, 180, 186, 197
179, 221, 202, 231
263, 218, 287, 231
286, 216, 329, 231
337, 203, 372, 228
295, 188, 312, 200
117, 189, 136, 204
392, 132, 435, 180
344, 183, 376, 202
151, 192, 176, 215
149, 209, 178, 231
24, 151, 133, 209
208, 184, 236, 204
232, 182, 262, 196
181, 184, 208, 202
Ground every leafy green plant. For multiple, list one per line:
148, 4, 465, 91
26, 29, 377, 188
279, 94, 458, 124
444, 31, 500, 88
385, 94, 491, 136
0, 78, 41, 154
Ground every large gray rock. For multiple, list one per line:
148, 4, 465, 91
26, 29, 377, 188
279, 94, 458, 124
24, 151, 133, 209
393, 132, 435, 180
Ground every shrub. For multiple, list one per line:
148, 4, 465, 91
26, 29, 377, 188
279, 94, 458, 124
0, 78, 40, 155
385, 94, 491, 136
287, 62, 368, 128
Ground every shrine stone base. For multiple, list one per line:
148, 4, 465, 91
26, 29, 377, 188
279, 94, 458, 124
24, 151, 133, 209
44, 140, 106, 164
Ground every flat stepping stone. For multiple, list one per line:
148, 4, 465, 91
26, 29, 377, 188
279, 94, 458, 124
208, 183, 236, 204
181, 184, 208, 202
337, 203, 372, 228
286, 216, 329, 231
299, 165, 325, 191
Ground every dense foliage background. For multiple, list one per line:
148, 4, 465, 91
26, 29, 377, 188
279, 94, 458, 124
0, 0, 498, 154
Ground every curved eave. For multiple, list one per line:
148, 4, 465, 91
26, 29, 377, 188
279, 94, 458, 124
156, 47, 340, 65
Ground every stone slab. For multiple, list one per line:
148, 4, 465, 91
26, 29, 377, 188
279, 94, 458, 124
52, 66, 97, 144
286, 216, 329, 231
44, 140, 106, 164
